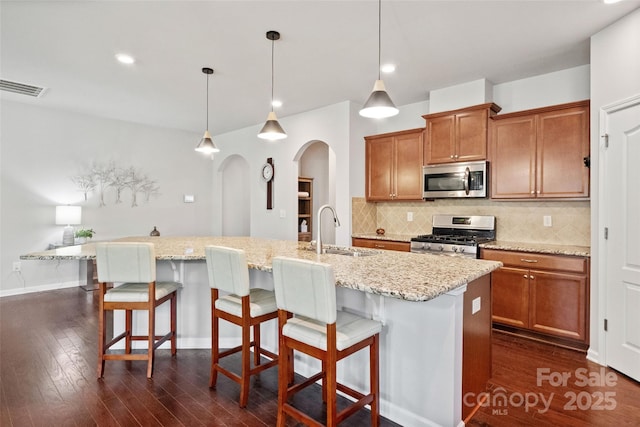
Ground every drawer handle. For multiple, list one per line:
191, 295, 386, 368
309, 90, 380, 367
375, 244, 386, 248
520, 258, 538, 263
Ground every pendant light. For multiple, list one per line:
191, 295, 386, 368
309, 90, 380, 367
258, 30, 287, 140
195, 67, 220, 154
359, 0, 399, 119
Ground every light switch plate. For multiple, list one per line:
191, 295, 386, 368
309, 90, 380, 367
280, 209, 286, 218
184, 194, 195, 203
407, 212, 413, 222
543, 215, 552, 227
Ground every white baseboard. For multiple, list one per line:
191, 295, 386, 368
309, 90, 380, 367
586, 348, 602, 365
0, 281, 80, 298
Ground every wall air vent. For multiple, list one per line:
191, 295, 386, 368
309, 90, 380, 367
0, 79, 47, 98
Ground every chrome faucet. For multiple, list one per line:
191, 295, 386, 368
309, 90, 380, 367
316, 204, 341, 254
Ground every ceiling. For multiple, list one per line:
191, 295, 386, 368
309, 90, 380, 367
2, 1, 639, 136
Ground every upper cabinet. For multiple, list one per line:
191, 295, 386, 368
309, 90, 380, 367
489, 100, 590, 200
365, 128, 424, 202
422, 103, 501, 164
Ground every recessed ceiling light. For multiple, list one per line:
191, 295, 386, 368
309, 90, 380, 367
603, 0, 623, 3
381, 63, 396, 73
271, 100, 283, 108
115, 53, 135, 65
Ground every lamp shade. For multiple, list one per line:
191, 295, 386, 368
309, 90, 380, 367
55, 205, 81, 225
359, 80, 399, 118
258, 111, 287, 140
195, 130, 220, 154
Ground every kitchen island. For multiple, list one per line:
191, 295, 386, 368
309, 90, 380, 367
22, 236, 501, 427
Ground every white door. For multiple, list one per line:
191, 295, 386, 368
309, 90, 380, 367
604, 96, 640, 381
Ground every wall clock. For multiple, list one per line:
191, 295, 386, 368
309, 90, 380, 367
262, 157, 274, 209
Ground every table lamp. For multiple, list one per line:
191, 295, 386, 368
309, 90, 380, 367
55, 205, 81, 246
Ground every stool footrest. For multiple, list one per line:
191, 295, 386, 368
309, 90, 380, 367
286, 371, 324, 398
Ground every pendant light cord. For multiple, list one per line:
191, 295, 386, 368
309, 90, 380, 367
206, 73, 209, 129
377, 0, 381, 80
271, 37, 275, 112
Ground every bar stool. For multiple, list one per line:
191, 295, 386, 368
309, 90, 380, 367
272, 256, 382, 426
95, 242, 180, 379
204, 245, 279, 407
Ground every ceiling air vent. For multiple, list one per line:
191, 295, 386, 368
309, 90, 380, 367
0, 79, 47, 98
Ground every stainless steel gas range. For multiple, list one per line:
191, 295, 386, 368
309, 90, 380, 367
410, 214, 496, 258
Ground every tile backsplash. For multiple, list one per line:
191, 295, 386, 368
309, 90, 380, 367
352, 197, 590, 246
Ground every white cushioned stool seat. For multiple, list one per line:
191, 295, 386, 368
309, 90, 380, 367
284, 311, 382, 351
215, 288, 277, 318
105, 281, 181, 302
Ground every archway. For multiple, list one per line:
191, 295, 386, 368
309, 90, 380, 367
295, 140, 336, 244
219, 154, 250, 236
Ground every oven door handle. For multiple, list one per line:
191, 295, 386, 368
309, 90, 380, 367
463, 167, 470, 195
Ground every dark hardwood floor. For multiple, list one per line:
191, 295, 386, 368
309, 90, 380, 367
1, 287, 639, 426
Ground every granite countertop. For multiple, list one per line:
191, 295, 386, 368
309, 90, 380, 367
480, 241, 590, 257
21, 236, 501, 302
351, 233, 414, 243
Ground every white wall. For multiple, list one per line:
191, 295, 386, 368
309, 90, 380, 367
493, 65, 590, 113
210, 101, 354, 246
589, 8, 640, 363
0, 100, 213, 295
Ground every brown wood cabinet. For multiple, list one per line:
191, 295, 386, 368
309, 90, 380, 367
423, 103, 501, 164
489, 100, 590, 199
480, 248, 589, 348
365, 128, 424, 201
351, 237, 410, 252
297, 177, 313, 242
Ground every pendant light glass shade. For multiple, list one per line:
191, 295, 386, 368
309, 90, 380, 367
195, 130, 219, 154
359, 0, 399, 119
359, 79, 398, 118
195, 67, 220, 154
258, 111, 287, 140
258, 30, 287, 140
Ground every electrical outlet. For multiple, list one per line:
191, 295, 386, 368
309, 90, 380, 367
472, 297, 481, 314
12, 262, 21, 272
543, 215, 552, 227
407, 212, 413, 222
280, 209, 286, 218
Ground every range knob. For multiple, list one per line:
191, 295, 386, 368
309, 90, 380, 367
459, 247, 465, 253
424, 243, 431, 250
452, 246, 458, 253
438, 245, 444, 251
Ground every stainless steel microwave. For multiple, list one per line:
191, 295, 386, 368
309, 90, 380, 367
423, 160, 488, 199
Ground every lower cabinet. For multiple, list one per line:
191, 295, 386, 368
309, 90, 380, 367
480, 248, 589, 348
351, 237, 410, 252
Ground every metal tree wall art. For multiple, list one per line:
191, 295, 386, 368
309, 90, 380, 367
72, 161, 160, 207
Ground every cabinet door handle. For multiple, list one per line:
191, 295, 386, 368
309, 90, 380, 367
450, 155, 455, 159
530, 275, 535, 280
520, 259, 538, 263
523, 274, 529, 279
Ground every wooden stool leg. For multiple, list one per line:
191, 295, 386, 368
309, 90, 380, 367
239, 302, 251, 408
253, 323, 261, 366
326, 323, 338, 427
371, 334, 380, 427
210, 290, 219, 388
321, 360, 327, 402
276, 310, 288, 427
125, 309, 132, 354
146, 299, 155, 379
